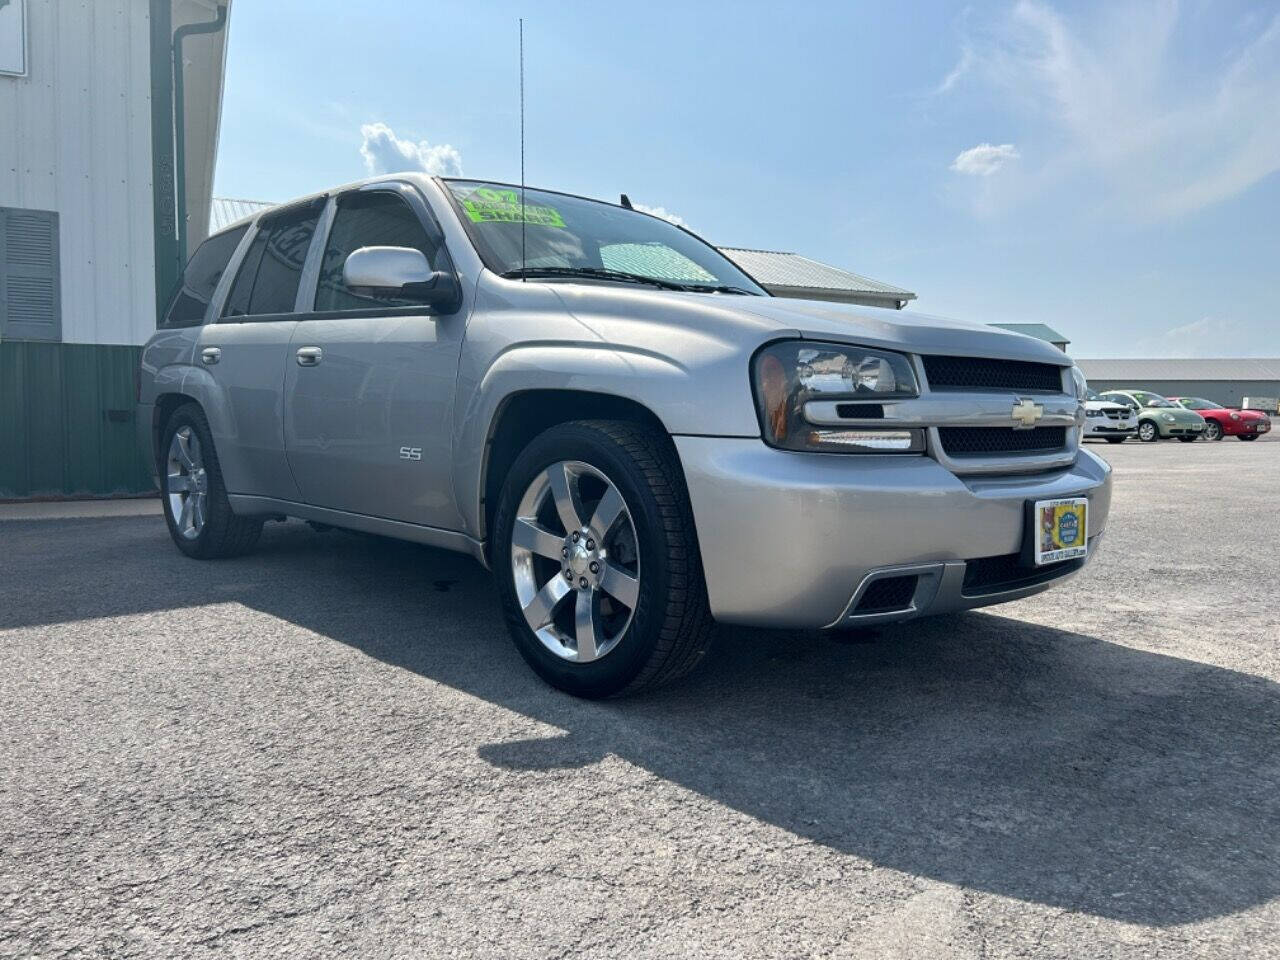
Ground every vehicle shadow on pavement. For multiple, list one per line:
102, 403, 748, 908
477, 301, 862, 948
5, 518, 1279, 928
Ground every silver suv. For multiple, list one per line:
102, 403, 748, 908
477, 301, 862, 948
139, 175, 1112, 697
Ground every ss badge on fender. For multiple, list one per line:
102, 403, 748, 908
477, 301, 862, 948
399, 447, 422, 461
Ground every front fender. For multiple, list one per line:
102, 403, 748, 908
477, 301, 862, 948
451, 341, 757, 541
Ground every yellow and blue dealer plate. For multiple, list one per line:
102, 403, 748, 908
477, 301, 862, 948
1032, 497, 1088, 566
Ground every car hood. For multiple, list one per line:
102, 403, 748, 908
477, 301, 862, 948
1085, 401, 1132, 414
528, 280, 1076, 368
1143, 407, 1205, 421
731, 296, 1071, 365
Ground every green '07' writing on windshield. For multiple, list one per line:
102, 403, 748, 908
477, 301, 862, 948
462, 187, 566, 228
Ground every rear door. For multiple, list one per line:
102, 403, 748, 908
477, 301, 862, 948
195, 201, 323, 500
283, 183, 467, 528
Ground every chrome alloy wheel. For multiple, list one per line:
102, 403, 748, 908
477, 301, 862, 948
510, 460, 641, 663
166, 426, 209, 540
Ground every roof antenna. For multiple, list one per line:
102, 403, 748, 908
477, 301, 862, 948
519, 18, 526, 281
620, 194, 633, 209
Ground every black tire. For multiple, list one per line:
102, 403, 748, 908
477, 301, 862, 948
1104, 436, 1127, 444
1177, 436, 1197, 443
1138, 420, 1159, 442
160, 403, 263, 559
1239, 434, 1259, 441
1203, 420, 1223, 441
492, 420, 714, 698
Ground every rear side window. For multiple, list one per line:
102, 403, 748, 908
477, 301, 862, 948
160, 226, 247, 327
314, 192, 440, 312
222, 207, 321, 318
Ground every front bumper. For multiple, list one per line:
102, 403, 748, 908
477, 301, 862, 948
675, 437, 1113, 630
1224, 418, 1271, 436
1083, 421, 1136, 438
1156, 419, 1204, 438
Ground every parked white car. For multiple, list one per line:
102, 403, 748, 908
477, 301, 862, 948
1082, 389, 1137, 444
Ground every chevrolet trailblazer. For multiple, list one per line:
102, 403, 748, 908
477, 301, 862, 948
138, 176, 1112, 697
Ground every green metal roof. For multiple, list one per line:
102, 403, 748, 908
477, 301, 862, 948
990, 323, 1070, 345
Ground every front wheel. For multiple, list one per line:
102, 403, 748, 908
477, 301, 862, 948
1203, 420, 1223, 441
1138, 421, 1159, 442
160, 404, 262, 559
493, 420, 714, 698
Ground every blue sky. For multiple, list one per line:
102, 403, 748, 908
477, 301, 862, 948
214, 0, 1280, 358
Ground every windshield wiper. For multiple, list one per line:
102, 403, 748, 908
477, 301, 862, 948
500, 266, 691, 292
682, 284, 760, 296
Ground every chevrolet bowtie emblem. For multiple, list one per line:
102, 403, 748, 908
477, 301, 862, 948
1011, 397, 1044, 429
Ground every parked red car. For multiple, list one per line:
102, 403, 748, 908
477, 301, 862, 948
1169, 397, 1272, 441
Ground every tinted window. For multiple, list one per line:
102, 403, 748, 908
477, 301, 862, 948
221, 231, 266, 318
221, 208, 320, 318
314, 192, 441, 311
161, 226, 247, 327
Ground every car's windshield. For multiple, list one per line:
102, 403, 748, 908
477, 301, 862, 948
1133, 391, 1174, 408
443, 180, 766, 295
1177, 398, 1223, 411
1086, 389, 1102, 401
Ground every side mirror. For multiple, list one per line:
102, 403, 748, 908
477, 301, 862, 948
342, 246, 459, 309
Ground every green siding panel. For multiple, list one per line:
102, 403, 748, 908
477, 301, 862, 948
0, 342, 155, 499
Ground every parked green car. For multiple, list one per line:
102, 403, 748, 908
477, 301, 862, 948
1098, 390, 1207, 442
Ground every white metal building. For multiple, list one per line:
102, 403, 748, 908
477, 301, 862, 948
717, 247, 916, 310
1, 0, 231, 497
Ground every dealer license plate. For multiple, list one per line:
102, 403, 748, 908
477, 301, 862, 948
1026, 498, 1088, 566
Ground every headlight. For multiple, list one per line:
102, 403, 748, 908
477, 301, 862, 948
752, 341, 922, 453
1161, 413, 1176, 422
1085, 408, 1103, 418
1071, 365, 1087, 400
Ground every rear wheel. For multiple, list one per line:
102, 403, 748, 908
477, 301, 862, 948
1138, 421, 1159, 442
1203, 420, 1223, 441
493, 420, 714, 698
160, 404, 262, 559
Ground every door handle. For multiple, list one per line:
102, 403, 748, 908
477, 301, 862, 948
296, 346, 323, 367
200, 347, 221, 365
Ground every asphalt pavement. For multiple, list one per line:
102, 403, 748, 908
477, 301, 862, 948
2, 436, 1278, 959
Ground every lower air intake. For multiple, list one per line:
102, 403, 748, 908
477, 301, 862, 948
853, 575, 918, 613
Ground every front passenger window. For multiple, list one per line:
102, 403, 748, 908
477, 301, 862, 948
314, 192, 441, 312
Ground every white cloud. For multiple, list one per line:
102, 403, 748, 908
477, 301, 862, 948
951, 142, 1020, 176
934, 44, 975, 95
1125, 316, 1279, 358
1136, 317, 1235, 357
936, 2, 1280, 218
632, 202, 686, 226
359, 122, 462, 176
